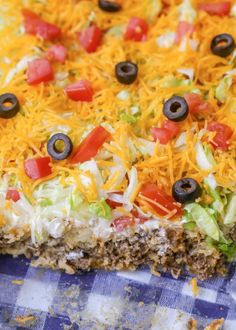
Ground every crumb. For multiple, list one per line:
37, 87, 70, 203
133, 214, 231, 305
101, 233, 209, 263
138, 301, 144, 307
204, 318, 224, 330
189, 278, 199, 297
187, 318, 198, 330
11, 280, 24, 285
14, 315, 36, 325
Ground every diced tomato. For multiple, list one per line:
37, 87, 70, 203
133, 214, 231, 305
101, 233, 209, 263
151, 127, 172, 144
65, 80, 94, 102
24, 156, 52, 180
22, 9, 61, 41
184, 93, 209, 114
151, 121, 179, 144
112, 216, 134, 232
27, 59, 54, 85
79, 25, 102, 53
162, 120, 180, 139
208, 121, 234, 150
198, 2, 231, 16
124, 17, 148, 42
131, 209, 148, 224
70, 126, 110, 164
139, 183, 183, 219
175, 21, 194, 44
46, 44, 67, 63
6, 189, 20, 202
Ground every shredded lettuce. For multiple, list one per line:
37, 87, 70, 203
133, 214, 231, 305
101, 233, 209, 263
69, 191, 83, 211
120, 113, 138, 124
224, 194, 236, 225
156, 31, 175, 48
39, 198, 53, 207
147, 0, 162, 22
160, 75, 191, 88
178, 0, 197, 23
116, 90, 130, 101
215, 75, 233, 102
107, 25, 124, 37
218, 240, 236, 261
204, 176, 224, 214
195, 142, 215, 171
184, 203, 220, 241
89, 198, 111, 220
230, 4, 236, 17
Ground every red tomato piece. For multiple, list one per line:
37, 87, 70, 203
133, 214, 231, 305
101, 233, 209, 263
27, 59, 54, 85
184, 93, 209, 114
106, 192, 123, 209
112, 216, 134, 232
22, 9, 61, 41
151, 127, 172, 144
79, 25, 102, 53
198, 2, 231, 16
162, 120, 180, 139
46, 44, 67, 63
124, 17, 148, 42
139, 183, 183, 219
65, 80, 94, 102
208, 121, 234, 150
131, 209, 148, 224
70, 126, 110, 164
24, 157, 52, 180
6, 189, 20, 202
175, 21, 194, 44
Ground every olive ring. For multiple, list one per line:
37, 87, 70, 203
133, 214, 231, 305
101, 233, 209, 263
47, 133, 73, 161
115, 61, 138, 85
172, 178, 202, 204
211, 33, 235, 58
98, 0, 121, 12
163, 96, 189, 122
0, 93, 20, 119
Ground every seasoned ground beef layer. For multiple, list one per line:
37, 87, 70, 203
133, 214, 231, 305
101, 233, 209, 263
0, 224, 227, 280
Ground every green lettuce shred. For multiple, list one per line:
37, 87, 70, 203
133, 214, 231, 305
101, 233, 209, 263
120, 113, 138, 124
89, 198, 112, 220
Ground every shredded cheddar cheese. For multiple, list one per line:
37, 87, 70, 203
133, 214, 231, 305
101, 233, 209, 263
0, 0, 235, 206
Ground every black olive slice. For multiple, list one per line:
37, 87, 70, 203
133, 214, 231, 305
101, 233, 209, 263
98, 0, 121, 12
115, 61, 138, 85
0, 93, 20, 119
172, 178, 202, 204
47, 133, 73, 161
163, 96, 189, 122
211, 33, 235, 58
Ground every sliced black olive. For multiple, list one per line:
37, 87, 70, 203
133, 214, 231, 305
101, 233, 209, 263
0, 93, 20, 119
211, 33, 235, 58
172, 178, 202, 204
163, 96, 189, 122
47, 133, 73, 161
98, 0, 121, 12
115, 61, 138, 85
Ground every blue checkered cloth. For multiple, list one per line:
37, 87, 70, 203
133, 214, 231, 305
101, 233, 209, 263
0, 255, 235, 330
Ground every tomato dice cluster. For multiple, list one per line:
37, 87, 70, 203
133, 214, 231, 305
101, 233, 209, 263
184, 93, 209, 114
208, 122, 234, 150
151, 120, 179, 144
139, 183, 183, 219
22, 9, 61, 41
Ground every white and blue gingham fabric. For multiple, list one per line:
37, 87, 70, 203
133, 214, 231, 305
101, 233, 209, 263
0, 255, 235, 329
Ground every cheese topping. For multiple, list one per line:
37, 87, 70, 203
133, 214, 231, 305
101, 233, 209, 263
0, 1, 235, 244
